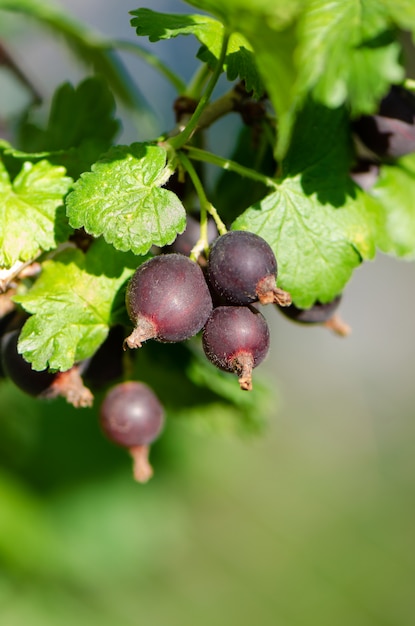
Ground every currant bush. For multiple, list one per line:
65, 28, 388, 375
1, 0, 414, 486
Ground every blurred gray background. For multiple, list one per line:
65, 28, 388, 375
1, 2, 415, 625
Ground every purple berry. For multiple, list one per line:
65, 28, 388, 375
1, 329, 56, 396
353, 85, 415, 159
277, 295, 351, 336
207, 230, 291, 306
278, 296, 342, 324
100, 381, 164, 448
0, 328, 94, 406
124, 254, 213, 349
202, 305, 270, 391
166, 215, 218, 257
100, 381, 165, 483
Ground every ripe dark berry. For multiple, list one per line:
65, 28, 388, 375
100, 381, 164, 447
202, 306, 270, 391
83, 325, 125, 390
0, 328, 93, 405
165, 215, 218, 257
1, 329, 56, 396
353, 85, 415, 159
100, 381, 165, 482
124, 254, 213, 349
277, 295, 351, 336
207, 230, 291, 306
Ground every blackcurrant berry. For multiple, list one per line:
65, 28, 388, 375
83, 325, 125, 390
100, 381, 165, 482
277, 295, 351, 336
207, 230, 291, 306
1, 329, 57, 396
165, 215, 218, 257
202, 305, 270, 391
353, 85, 415, 159
1, 329, 93, 406
124, 254, 212, 349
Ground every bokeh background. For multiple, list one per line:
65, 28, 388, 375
1, 2, 415, 625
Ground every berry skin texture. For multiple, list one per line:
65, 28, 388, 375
207, 230, 291, 306
202, 306, 270, 391
125, 254, 213, 349
100, 381, 165, 483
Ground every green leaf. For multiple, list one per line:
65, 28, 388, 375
13, 239, 141, 371
282, 99, 354, 201
11, 78, 120, 180
183, 1, 301, 156
232, 102, 378, 308
295, 0, 404, 115
130, 9, 263, 97
184, 0, 406, 157
66, 143, 186, 255
0, 159, 72, 268
21, 77, 120, 155
213, 125, 275, 222
131, 8, 220, 42
381, 0, 415, 40
371, 154, 415, 258
233, 182, 377, 308
183, 0, 301, 27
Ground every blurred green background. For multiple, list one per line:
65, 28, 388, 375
1, 2, 415, 625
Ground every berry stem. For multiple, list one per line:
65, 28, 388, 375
168, 29, 230, 150
43, 365, 94, 408
178, 152, 227, 258
129, 445, 154, 483
323, 314, 352, 337
185, 63, 211, 100
124, 317, 157, 350
107, 40, 186, 93
184, 145, 279, 189
233, 352, 255, 391
256, 276, 292, 306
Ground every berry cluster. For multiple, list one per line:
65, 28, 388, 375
0, 228, 348, 483
124, 230, 290, 392
96, 229, 289, 480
